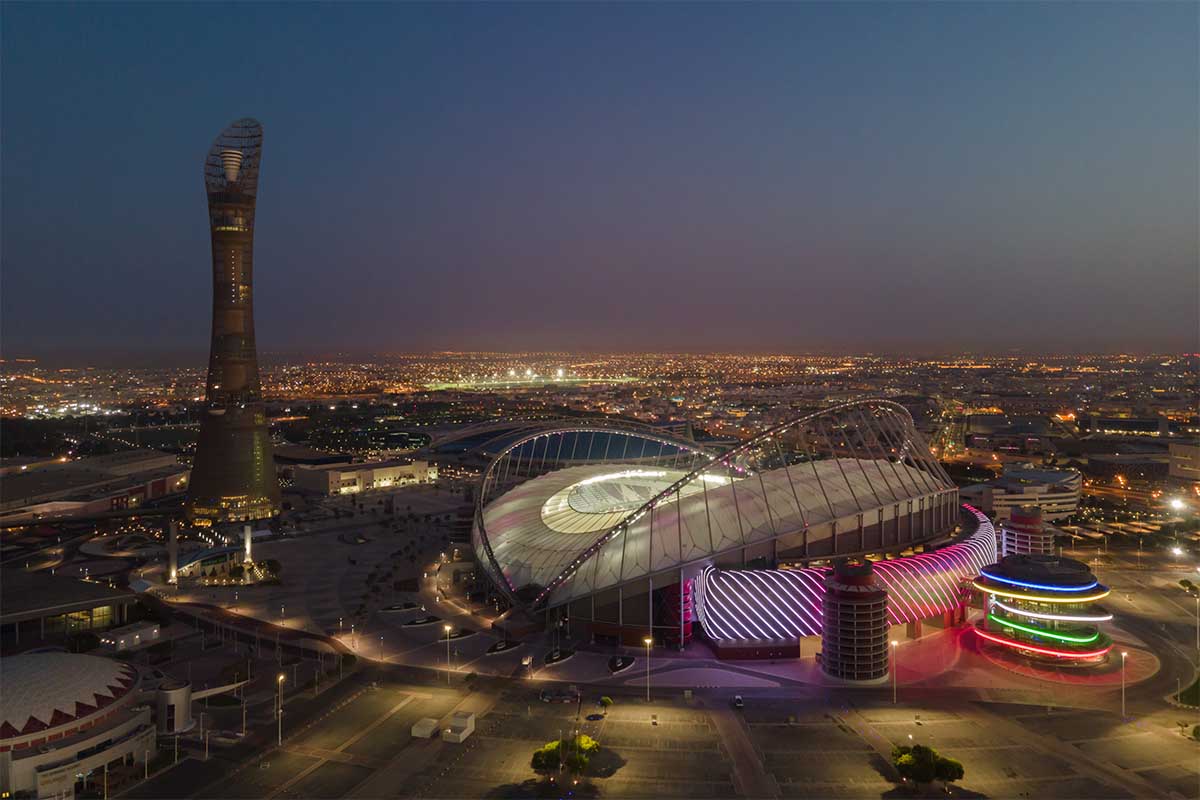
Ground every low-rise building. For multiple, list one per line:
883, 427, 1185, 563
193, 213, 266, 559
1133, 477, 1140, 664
0, 451, 189, 524
1169, 442, 1200, 485
960, 466, 1081, 520
293, 459, 437, 495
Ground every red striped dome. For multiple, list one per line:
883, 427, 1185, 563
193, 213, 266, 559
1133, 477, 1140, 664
0, 652, 138, 741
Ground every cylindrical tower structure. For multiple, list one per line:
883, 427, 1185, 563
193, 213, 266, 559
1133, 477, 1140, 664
155, 680, 194, 734
821, 561, 889, 681
1001, 506, 1053, 556
186, 118, 280, 526
974, 554, 1112, 665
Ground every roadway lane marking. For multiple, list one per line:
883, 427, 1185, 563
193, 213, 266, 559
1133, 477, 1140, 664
265, 694, 416, 799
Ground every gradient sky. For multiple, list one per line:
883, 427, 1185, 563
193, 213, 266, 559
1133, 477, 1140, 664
2, 2, 1197, 362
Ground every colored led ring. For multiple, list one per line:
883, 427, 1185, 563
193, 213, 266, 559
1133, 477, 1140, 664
973, 581, 1110, 604
986, 613, 1100, 644
974, 627, 1113, 660
979, 568, 1098, 593
992, 598, 1113, 623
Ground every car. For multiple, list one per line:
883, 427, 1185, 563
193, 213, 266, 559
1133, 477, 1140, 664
733, 695, 744, 709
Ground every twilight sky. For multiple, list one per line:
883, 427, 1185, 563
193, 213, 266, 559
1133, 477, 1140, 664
2, 2, 1197, 361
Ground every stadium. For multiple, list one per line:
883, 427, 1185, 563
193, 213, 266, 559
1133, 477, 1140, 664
473, 400, 994, 655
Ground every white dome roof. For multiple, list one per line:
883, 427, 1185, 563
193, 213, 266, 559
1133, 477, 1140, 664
0, 652, 137, 738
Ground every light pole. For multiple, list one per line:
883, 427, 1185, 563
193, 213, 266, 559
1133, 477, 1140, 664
444, 624, 453, 684
1120, 651, 1127, 718
643, 636, 653, 702
276, 673, 285, 746
891, 640, 898, 704
1194, 596, 1199, 652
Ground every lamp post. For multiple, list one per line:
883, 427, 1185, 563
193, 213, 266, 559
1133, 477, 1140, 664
444, 625, 453, 684
891, 640, 899, 704
643, 637, 653, 702
1194, 596, 1199, 652
276, 673, 285, 745
1120, 652, 1128, 718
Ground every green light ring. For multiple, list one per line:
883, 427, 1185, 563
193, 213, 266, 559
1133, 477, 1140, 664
986, 613, 1100, 644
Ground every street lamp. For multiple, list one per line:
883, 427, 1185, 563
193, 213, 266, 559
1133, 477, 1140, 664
643, 637, 653, 702
890, 640, 899, 704
276, 673, 285, 745
1120, 652, 1128, 718
443, 624, 453, 684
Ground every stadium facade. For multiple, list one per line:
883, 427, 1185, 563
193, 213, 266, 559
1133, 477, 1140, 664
186, 118, 281, 525
473, 401, 988, 651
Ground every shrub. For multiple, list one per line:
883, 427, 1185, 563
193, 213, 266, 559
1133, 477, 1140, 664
1193, 724, 1200, 742
531, 741, 561, 773
563, 751, 589, 773
935, 756, 964, 783
892, 743, 962, 786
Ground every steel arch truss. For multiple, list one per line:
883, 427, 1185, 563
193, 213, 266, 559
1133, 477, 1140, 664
473, 399, 957, 610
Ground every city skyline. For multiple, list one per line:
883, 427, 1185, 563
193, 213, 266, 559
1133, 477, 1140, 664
3, 2, 1197, 360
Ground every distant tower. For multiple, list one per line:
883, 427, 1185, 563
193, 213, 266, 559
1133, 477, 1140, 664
1001, 506, 1053, 556
821, 561, 890, 682
243, 524, 253, 563
186, 119, 281, 526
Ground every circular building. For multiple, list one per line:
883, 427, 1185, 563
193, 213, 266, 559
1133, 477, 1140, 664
473, 400, 965, 648
1001, 506, 1053, 556
821, 561, 889, 681
0, 652, 156, 798
973, 554, 1113, 665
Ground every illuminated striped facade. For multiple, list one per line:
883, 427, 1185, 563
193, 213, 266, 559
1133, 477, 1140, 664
695, 505, 995, 648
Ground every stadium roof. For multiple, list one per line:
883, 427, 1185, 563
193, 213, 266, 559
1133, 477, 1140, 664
0, 652, 138, 738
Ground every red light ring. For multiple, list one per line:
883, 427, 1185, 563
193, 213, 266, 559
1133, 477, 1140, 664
974, 626, 1113, 660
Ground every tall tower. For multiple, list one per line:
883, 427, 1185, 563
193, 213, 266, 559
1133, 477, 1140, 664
186, 119, 281, 526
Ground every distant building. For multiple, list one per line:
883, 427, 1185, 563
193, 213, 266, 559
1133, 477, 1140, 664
1079, 415, 1172, 437
1169, 442, 1200, 485
0, 451, 189, 524
293, 459, 437, 496
960, 466, 1081, 520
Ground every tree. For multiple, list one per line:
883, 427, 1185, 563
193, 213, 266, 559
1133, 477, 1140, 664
599, 696, 614, 715
934, 756, 964, 784
531, 735, 598, 778
530, 741, 561, 775
893, 745, 937, 784
893, 743, 965, 787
